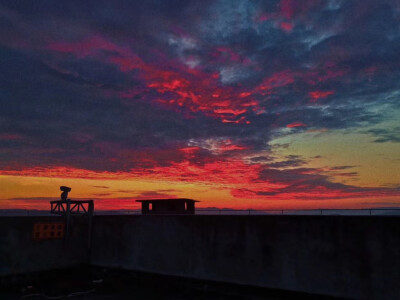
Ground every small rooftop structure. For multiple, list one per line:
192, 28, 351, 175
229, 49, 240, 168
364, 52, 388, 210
136, 198, 199, 215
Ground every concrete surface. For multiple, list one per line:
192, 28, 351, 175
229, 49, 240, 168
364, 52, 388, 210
91, 215, 400, 300
0, 216, 89, 276
1, 215, 399, 299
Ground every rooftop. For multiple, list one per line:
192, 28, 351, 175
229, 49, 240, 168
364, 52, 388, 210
136, 198, 199, 203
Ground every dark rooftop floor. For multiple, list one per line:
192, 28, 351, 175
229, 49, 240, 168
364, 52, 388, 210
1, 266, 347, 300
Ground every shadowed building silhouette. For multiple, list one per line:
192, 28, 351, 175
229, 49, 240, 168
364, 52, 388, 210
136, 198, 199, 215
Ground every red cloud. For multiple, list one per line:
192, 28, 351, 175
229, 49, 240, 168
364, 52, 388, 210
3, 160, 399, 203
0, 134, 23, 140
46, 35, 349, 126
309, 90, 335, 102
179, 147, 201, 154
255, 13, 275, 23
287, 122, 307, 128
280, 0, 294, 19
51, 36, 342, 125
255, 71, 295, 95
279, 22, 294, 32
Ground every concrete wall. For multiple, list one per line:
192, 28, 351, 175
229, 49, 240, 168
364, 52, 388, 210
90, 215, 400, 300
0, 216, 89, 276
1, 215, 399, 299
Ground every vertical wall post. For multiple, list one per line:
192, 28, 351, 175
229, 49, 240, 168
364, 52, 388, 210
87, 200, 94, 261
65, 199, 71, 238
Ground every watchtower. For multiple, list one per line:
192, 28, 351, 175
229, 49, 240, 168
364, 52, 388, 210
49, 186, 94, 252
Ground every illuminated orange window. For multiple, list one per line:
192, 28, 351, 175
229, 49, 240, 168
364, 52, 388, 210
33, 222, 65, 240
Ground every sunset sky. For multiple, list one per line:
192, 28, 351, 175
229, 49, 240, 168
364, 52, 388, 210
1, 0, 399, 210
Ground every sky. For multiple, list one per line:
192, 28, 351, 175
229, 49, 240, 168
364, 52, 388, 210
0, 0, 399, 210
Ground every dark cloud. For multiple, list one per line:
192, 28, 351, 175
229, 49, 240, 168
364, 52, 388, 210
267, 155, 306, 168
329, 165, 355, 170
7, 197, 55, 201
1, 0, 399, 201
135, 191, 179, 200
93, 193, 112, 197
250, 156, 272, 163
231, 166, 399, 200
364, 128, 400, 143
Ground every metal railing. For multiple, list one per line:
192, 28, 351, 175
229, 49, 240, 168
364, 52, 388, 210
1, 208, 400, 216
193, 208, 400, 216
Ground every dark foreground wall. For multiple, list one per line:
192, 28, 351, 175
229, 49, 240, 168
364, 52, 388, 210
1, 215, 399, 299
91, 215, 400, 300
0, 216, 89, 276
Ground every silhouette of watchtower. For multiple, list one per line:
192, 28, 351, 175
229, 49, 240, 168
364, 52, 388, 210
136, 198, 199, 215
49, 186, 94, 245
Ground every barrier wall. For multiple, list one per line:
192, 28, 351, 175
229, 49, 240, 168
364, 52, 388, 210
0, 216, 89, 276
1, 215, 399, 299
91, 215, 400, 300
